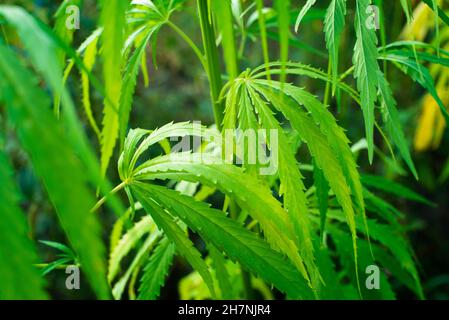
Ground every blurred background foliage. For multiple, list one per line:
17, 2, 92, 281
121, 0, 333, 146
1, 0, 448, 299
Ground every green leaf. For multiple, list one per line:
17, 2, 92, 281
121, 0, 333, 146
133, 185, 216, 298
254, 80, 365, 221
108, 216, 155, 283
324, 0, 346, 94
208, 244, 233, 299
112, 228, 162, 300
119, 26, 161, 144
99, 0, 128, 176
0, 150, 48, 299
0, 42, 109, 299
353, 0, 380, 163
330, 227, 396, 300
253, 83, 358, 272
0, 6, 125, 218
39, 240, 76, 258
361, 175, 433, 206
313, 160, 330, 239
138, 237, 175, 300
213, 0, 238, 80
80, 33, 101, 140
254, 0, 271, 78
131, 154, 311, 285
133, 183, 314, 299
245, 85, 316, 279
380, 53, 449, 125
295, 0, 316, 32
376, 71, 418, 179
53, 0, 80, 115
275, 0, 290, 84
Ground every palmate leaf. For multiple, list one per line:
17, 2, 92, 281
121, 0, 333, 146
132, 183, 314, 299
99, 0, 128, 176
119, 123, 310, 284
0, 42, 109, 299
131, 154, 311, 285
353, 0, 380, 163
132, 185, 217, 298
253, 80, 365, 219
0, 150, 48, 299
323, 0, 346, 94
138, 237, 175, 300
251, 83, 358, 273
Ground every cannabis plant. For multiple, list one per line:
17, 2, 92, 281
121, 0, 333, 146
0, 0, 447, 300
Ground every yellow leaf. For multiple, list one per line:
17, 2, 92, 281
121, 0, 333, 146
414, 93, 447, 151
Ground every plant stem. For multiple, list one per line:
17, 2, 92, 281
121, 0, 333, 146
197, 0, 224, 130
324, 59, 332, 106
90, 181, 127, 213
166, 20, 207, 70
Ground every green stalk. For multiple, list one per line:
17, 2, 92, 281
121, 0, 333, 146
197, 0, 224, 130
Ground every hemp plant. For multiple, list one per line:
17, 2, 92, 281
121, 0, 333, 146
1, 0, 447, 300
